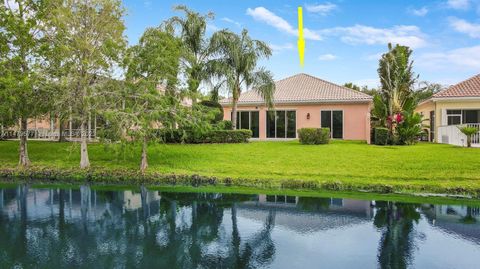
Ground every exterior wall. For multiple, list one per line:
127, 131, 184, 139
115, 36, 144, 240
415, 99, 480, 142
223, 102, 372, 143
434, 99, 480, 142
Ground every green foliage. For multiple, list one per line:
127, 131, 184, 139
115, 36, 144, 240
167, 5, 216, 104
458, 126, 479, 148
396, 112, 424, 145
217, 120, 233, 130
210, 29, 275, 129
374, 128, 389, 145
209, 129, 252, 143
298, 128, 330, 145
154, 128, 251, 143
376, 44, 418, 135
199, 100, 224, 122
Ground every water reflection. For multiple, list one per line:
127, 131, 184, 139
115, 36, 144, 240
0, 185, 480, 268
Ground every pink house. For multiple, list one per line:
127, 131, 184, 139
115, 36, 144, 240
220, 73, 373, 143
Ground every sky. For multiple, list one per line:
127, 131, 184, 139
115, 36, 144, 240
123, 0, 480, 90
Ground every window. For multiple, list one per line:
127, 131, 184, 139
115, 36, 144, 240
266, 110, 296, 138
447, 110, 462, 125
463, 110, 480, 124
446, 109, 480, 125
321, 110, 343, 139
233, 111, 260, 138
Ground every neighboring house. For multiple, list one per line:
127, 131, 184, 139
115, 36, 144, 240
220, 73, 373, 142
415, 73, 480, 147
2, 83, 193, 140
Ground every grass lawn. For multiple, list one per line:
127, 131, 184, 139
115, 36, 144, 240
0, 140, 479, 194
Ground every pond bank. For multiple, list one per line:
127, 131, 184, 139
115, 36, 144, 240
2, 166, 480, 199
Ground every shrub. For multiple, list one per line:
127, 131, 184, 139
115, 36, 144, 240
298, 128, 330, 145
199, 100, 224, 123
154, 128, 251, 143
458, 126, 479, 148
209, 129, 252, 143
216, 120, 233, 130
396, 112, 424, 145
374, 127, 389, 145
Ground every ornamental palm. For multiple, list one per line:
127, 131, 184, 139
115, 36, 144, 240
458, 126, 479, 148
210, 29, 275, 129
167, 5, 216, 105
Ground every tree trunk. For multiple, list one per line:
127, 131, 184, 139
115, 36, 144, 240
58, 117, 67, 142
231, 99, 238, 130
80, 120, 90, 169
140, 136, 148, 173
18, 117, 30, 167
467, 136, 472, 148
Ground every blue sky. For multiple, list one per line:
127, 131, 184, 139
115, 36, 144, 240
123, 0, 480, 90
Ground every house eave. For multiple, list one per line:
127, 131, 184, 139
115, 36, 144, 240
432, 96, 480, 102
220, 99, 373, 107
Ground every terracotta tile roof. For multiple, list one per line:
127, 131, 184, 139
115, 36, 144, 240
220, 73, 373, 105
433, 73, 480, 98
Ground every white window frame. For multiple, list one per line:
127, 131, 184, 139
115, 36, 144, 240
320, 109, 344, 139
446, 109, 462, 126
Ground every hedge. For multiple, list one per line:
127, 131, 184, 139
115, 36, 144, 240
374, 127, 389, 145
298, 128, 330, 145
210, 129, 252, 143
155, 128, 251, 144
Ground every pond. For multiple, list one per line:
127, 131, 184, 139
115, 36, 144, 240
1, 184, 480, 268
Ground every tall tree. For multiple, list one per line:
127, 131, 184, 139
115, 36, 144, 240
122, 27, 182, 173
167, 5, 215, 105
210, 29, 275, 130
51, 0, 126, 168
377, 43, 418, 134
0, 0, 52, 167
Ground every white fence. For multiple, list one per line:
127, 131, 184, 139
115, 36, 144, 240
1, 129, 96, 141
437, 123, 480, 147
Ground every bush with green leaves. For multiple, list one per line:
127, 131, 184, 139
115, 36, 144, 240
298, 128, 330, 145
374, 128, 389, 145
199, 100, 224, 123
216, 120, 233, 130
209, 129, 252, 143
396, 112, 424, 145
458, 126, 479, 148
154, 128, 251, 143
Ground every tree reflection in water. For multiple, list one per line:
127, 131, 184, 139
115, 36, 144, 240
0, 185, 479, 268
374, 201, 421, 269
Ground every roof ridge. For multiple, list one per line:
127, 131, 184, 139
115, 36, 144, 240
298, 73, 373, 99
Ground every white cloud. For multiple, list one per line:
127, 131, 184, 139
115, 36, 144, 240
449, 17, 480, 38
418, 45, 480, 70
410, 7, 429, 16
221, 17, 241, 28
305, 2, 337, 15
269, 43, 294, 54
246, 7, 322, 40
321, 24, 428, 48
318, 54, 337, 60
446, 0, 470, 10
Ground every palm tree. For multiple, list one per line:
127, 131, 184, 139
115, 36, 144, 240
458, 126, 479, 147
378, 44, 417, 137
167, 5, 216, 105
210, 29, 275, 130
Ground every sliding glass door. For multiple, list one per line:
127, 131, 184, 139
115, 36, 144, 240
234, 111, 259, 138
266, 110, 296, 138
321, 110, 343, 139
